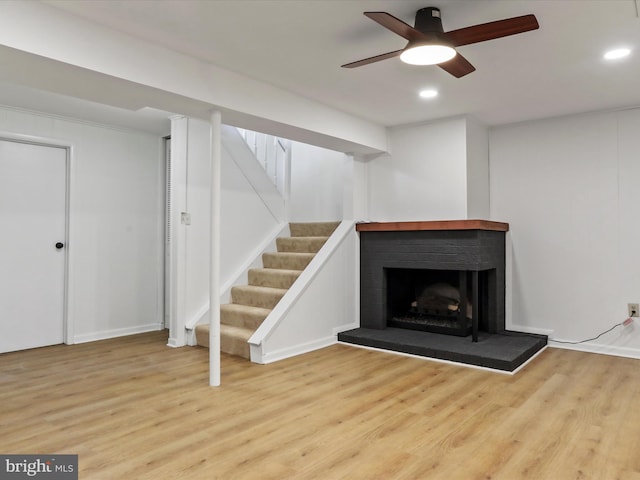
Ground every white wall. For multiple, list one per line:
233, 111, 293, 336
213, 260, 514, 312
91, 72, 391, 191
466, 117, 490, 219
184, 118, 212, 330
170, 118, 282, 339
366, 117, 469, 221
222, 126, 285, 223
490, 108, 640, 357
350, 156, 369, 221
0, 105, 165, 342
289, 141, 347, 222
220, 131, 281, 281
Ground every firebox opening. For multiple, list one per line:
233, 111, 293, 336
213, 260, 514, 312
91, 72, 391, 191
385, 268, 491, 337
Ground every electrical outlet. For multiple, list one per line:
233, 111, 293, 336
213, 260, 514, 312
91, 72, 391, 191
628, 303, 639, 318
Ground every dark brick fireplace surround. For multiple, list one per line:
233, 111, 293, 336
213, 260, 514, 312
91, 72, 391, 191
338, 220, 547, 372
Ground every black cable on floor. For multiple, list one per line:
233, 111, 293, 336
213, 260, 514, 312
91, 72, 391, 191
551, 320, 628, 345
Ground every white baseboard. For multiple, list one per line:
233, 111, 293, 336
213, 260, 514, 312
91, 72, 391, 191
185, 328, 197, 346
74, 323, 163, 344
167, 337, 185, 348
253, 335, 337, 364
549, 341, 640, 360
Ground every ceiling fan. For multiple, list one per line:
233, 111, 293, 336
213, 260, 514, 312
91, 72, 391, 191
342, 7, 539, 77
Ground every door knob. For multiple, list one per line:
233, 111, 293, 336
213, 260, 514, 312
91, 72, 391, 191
55, 242, 65, 249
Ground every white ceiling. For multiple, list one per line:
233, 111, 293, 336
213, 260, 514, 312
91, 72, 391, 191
9, 0, 640, 132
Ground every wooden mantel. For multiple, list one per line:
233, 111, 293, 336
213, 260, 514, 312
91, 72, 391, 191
355, 219, 509, 232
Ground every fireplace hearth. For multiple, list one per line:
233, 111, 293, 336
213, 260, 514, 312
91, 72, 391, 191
338, 220, 547, 372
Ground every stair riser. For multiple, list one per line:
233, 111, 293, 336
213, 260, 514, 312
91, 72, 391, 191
262, 253, 314, 271
221, 335, 250, 359
248, 269, 300, 289
231, 287, 285, 309
195, 326, 209, 348
276, 237, 327, 253
195, 324, 251, 359
221, 307, 268, 331
289, 222, 340, 237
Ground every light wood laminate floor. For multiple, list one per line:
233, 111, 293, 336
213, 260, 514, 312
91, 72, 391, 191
1, 331, 640, 479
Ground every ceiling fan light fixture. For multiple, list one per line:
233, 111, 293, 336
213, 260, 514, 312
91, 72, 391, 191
400, 43, 457, 65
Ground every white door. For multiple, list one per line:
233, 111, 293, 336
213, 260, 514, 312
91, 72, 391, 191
0, 139, 67, 353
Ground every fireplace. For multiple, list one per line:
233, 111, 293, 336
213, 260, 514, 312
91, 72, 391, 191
386, 268, 489, 338
358, 220, 506, 338
338, 220, 548, 371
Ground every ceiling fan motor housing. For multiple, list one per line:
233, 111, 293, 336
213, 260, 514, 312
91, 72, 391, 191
414, 7, 445, 34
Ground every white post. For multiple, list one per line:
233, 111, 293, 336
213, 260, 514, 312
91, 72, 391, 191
167, 116, 188, 348
209, 110, 222, 386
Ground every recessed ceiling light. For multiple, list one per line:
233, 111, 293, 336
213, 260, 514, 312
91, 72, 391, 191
604, 48, 631, 60
419, 89, 439, 99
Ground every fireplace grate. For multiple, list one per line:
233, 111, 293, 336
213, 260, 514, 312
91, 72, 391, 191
390, 311, 472, 337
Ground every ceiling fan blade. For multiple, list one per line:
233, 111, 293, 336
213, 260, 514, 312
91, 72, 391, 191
438, 52, 476, 78
341, 49, 404, 68
443, 14, 539, 47
364, 12, 429, 42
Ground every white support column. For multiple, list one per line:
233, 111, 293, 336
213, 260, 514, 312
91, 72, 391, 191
209, 110, 222, 386
351, 153, 370, 222
167, 115, 188, 348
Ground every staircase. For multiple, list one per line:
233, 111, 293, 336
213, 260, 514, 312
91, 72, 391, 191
195, 221, 340, 359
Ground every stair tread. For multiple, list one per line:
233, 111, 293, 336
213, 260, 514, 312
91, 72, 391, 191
276, 236, 328, 253
232, 285, 288, 294
221, 303, 272, 315
195, 323, 252, 358
280, 236, 329, 241
248, 268, 301, 289
289, 222, 340, 237
249, 268, 302, 275
196, 323, 253, 339
265, 252, 315, 257
231, 285, 287, 310
262, 252, 315, 272
220, 323, 253, 340
221, 303, 269, 330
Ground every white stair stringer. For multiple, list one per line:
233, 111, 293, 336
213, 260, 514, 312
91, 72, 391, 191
249, 220, 359, 364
